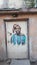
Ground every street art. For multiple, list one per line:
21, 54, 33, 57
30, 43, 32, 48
11, 24, 26, 45
5, 20, 28, 58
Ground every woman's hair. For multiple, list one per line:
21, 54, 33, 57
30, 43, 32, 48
13, 24, 21, 33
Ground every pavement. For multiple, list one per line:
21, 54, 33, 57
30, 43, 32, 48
0, 60, 37, 65
0, 61, 9, 65
10, 60, 30, 65
31, 62, 37, 65
0, 59, 11, 65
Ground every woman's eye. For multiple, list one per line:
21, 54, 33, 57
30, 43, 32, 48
14, 27, 16, 29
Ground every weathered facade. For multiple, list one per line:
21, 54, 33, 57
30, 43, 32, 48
0, 8, 37, 61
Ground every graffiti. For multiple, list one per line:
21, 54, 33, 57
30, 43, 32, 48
11, 24, 26, 45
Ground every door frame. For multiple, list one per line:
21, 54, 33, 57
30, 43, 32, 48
4, 18, 30, 60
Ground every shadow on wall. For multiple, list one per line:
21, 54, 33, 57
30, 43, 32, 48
0, 39, 6, 61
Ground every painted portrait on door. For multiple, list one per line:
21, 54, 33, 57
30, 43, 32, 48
5, 20, 29, 59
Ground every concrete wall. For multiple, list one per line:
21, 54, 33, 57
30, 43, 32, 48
0, 13, 37, 61
0, 19, 6, 60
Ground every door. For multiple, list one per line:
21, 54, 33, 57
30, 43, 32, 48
4, 19, 29, 59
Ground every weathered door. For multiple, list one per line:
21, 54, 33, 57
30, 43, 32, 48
4, 19, 29, 59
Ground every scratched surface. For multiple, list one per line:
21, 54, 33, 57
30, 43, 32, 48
10, 60, 30, 65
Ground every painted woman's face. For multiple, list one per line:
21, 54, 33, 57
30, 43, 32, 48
13, 24, 21, 35
15, 26, 21, 35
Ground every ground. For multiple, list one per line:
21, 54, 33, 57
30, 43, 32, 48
0, 61, 8, 65
31, 62, 37, 65
0, 60, 37, 65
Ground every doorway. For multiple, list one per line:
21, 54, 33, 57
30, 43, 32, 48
4, 18, 29, 59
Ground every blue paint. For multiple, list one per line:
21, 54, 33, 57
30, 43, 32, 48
11, 34, 26, 45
